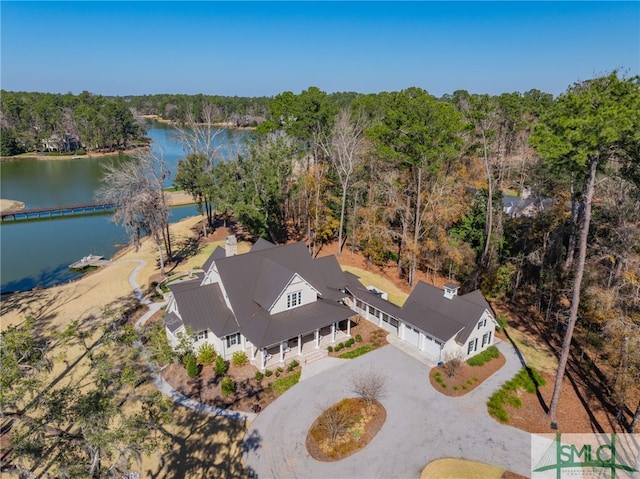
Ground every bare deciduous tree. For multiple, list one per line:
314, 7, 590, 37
320, 107, 368, 255
97, 150, 171, 275
352, 370, 387, 407
315, 401, 352, 445
442, 350, 466, 378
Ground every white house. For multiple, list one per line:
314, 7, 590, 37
164, 237, 355, 369
344, 275, 497, 364
164, 236, 497, 369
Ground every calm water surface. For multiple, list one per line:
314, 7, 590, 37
0, 124, 248, 294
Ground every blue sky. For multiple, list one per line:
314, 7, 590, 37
1, 1, 638, 97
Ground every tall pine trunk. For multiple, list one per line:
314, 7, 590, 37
548, 157, 598, 427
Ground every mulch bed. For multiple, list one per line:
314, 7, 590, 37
306, 398, 387, 462
428, 353, 506, 397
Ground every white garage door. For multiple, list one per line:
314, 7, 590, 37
421, 335, 441, 358
403, 324, 420, 348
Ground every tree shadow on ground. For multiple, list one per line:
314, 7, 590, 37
148, 405, 259, 478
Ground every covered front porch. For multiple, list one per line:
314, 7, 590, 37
250, 318, 353, 370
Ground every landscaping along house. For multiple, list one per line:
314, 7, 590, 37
164, 236, 497, 370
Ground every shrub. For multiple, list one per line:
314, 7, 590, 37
338, 345, 373, 359
197, 343, 216, 365
347, 338, 355, 346
287, 359, 299, 372
275, 370, 281, 377
265, 369, 273, 377
215, 355, 229, 376
254, 371, 264, 381
327, 345, 334, 353
221, 377, 236, 397
232, 350, 248, 367
355, 334, 363, 343
468, 345, 500, 366
185, 354, 198, 378
334, 343, 343, 352
276, 367, 283, 373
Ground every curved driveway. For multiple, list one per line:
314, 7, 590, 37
244, 341, 532, 478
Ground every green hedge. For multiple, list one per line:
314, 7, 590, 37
338, 345, 373, 359
467, 345, 500, 366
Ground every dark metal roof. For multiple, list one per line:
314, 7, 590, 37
253, 258, 295, 310
202, 246, 226, 274
171, 282, 238, 337
398, 281, 490, 344
244, 300, 355, 349
164, 311, 184, 333
170, 240, 353, 347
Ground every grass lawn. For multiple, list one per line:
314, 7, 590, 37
502, 327, 557, 374
341, 265, 408, 306
421, 458, 508, 479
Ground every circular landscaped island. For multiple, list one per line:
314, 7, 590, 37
306, 397, 387, 461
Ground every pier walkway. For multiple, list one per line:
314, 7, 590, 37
0, 202, 118, 222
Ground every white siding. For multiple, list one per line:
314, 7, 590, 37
270, 274, 318, 314
463, 310, 496, 359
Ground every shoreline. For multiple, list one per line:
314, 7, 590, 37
0, 146, 149, 162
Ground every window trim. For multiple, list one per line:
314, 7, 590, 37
287, 290, 302, 309
226, 332, 241, 348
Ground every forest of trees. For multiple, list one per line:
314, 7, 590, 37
1, 72, 639, 477
171, 75, 639, 430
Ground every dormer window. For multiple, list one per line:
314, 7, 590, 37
477, 318, 487, 329
195, 330, 208, 341
287, 291, 302, 309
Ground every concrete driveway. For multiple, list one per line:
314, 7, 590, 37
244, 341, 533, 478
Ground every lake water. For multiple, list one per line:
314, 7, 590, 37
0, 123, 248, 294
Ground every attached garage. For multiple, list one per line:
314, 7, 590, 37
403, 323, 420, 348
420, 334, 442, 359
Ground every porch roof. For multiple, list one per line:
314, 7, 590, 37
244, 300, 355, 349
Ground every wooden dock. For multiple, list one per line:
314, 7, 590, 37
69, 255, 109, 270
0, 202, 118, 222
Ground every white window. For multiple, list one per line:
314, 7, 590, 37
226, 332, 241, 348
195, 330, 208, 341
477, 318, 487, 329
482, 331, 492, 347
467, 338, 478, 354
287, 291, 302, 308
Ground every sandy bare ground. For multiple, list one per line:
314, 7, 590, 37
0, 199, 25, 213
0, 213, 250, 477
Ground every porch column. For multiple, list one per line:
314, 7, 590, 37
331, 323, 336, 343
314, 329, 320, 349
347, 318, 351, 336
297, 334, 302, 355
251, 343, 255, 359
279, 342, 285, 363
261, 348, 267, 370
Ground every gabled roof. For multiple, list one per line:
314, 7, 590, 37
253, 258, 296, 310
170, 239, 352, 348
202, 246, 225, 274
168, 281, 238, 338
164, 311, 184, 333
398, 281, 491, 344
